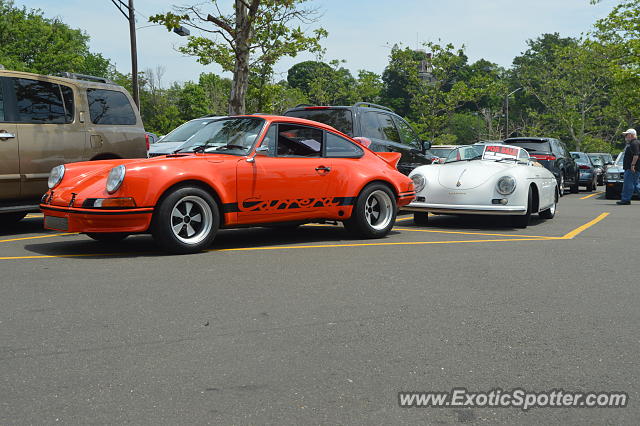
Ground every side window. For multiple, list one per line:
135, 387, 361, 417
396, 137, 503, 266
377, 113, 401, 143
60, 85, 74, 123
261, 124, 277, 156
325, 132, 363, 158
87, 89, 136, 125
14, 78, 67, 123
518, 149, 530, 162
393, 116, 421, 149
361, 111, 385, 140
276, 124, 323, 157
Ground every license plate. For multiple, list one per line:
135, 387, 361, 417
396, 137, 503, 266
45, 216, 68, 231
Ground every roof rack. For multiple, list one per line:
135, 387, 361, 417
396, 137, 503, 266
353, 102, 394, 112
54, 72, 115, 84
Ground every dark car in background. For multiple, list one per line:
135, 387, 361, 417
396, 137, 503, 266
284, 102, 433, 175
604, 152, 639, 199
503, 137, 579, 196
570, 151, 598, 191
586, 153, 606, 184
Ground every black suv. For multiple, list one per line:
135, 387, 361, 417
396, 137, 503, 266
283, 102, 433, 175
503, 137, 579, 196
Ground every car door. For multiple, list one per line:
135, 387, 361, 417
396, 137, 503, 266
392, 115, 430, 169
12, 77, 85, 199
374, 113, 416, 175
0, 78, 20, 199
235, 123, 334, 224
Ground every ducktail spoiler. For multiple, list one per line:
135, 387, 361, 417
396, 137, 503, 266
375, 152, 402, 170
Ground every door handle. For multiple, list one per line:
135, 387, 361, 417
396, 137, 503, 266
0, 131, 16, 140
315, 166, 331, 172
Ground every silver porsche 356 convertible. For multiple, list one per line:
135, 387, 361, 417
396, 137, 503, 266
402, 144, 558, 228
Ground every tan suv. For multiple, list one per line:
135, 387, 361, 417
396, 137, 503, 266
0, 69, 147, 223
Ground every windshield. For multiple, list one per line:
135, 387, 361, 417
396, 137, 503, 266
615, 152, 624, 165
445, 145, 484, 163
588, 155, 603, 166
177, 117, 265, 155
285, 108, 353, 136
160, 119, 220, 143
430, 147, 454, 158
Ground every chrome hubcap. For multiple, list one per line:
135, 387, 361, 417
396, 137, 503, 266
170, 196, 212, 245
364, 190, 393, 231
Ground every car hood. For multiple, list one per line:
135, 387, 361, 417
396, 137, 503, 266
437, 160, 516, 190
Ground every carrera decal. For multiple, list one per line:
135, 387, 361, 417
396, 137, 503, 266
224, 197, 356, 213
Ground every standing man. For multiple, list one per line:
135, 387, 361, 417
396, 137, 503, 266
617, 128, 640, 205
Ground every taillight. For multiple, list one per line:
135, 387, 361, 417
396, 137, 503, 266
145, 133, 150, 151
530, 154, 556, 161
304, 106, 329, 110
579, 164, 590, 170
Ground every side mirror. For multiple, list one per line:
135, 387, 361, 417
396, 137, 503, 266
246, 145, 269, 163
421, 140, 432, 153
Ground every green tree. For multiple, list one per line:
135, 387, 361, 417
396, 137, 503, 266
150, 0, 327, 115
0, 0, 113, 76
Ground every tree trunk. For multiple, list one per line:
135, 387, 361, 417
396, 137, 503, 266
229, 46, 250, 114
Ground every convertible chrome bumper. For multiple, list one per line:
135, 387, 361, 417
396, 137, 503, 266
401, 201, 527, 215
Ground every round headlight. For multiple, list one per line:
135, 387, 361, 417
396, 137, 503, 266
106, 165, 126, 193
496, 176, 516, 195
48, 165, 65, 189
411, 173, 426, 193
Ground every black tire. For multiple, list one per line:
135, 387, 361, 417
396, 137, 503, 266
512, 186, 533, 228
558, 174, 565, 197
0, 212, 27, 225
570, 173, 580, 194
413, 212, 429, 226
586, 179, 594, 192
343, 183, 397, 238
539, 189, 558, 220
151, 186, 220, 254
86, 232, 129, 242
605, 188, 618, 200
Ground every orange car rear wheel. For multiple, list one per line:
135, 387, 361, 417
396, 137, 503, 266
151, 186, 220, 254
343, 183, 397, 238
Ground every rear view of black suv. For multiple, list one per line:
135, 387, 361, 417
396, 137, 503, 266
503, 137, 579, 196
283, 102, 433, 175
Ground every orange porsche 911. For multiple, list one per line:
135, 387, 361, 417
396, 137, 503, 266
41, 115, 415, 253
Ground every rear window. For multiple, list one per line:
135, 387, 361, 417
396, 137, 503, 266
504, 140, 551, 153
87, 89, 136, 125
284, 108, 353, 136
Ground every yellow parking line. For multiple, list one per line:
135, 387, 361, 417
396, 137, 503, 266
560, 212, 609, 239
0, 213, 609, 260
394, 216, 413, 222
392, 227, 554, 239
0, 233, 78, 243
580, 191, 603, 200
212, 237, 549, 253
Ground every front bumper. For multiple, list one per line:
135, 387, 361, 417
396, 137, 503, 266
40, 204, 153, 233
401, 201, 527, 215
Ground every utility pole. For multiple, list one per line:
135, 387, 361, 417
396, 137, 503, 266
111, 0, 139, 109
128, 0, 139, 109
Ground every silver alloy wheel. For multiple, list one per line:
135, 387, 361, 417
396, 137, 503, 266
364, 189, 393, 231
170, 195, 213, 245
549, 199, 556, 215
559, 175, 564, 196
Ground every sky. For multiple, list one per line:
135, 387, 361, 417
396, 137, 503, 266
15, 0, 617, 87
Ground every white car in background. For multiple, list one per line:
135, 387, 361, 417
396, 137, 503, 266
147, 116, 225, 157
402, 144, 558, 228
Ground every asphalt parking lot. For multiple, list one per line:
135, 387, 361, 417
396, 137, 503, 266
1, 188, 638, 424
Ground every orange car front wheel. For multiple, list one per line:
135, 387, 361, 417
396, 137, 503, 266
151, 186, 220, 254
